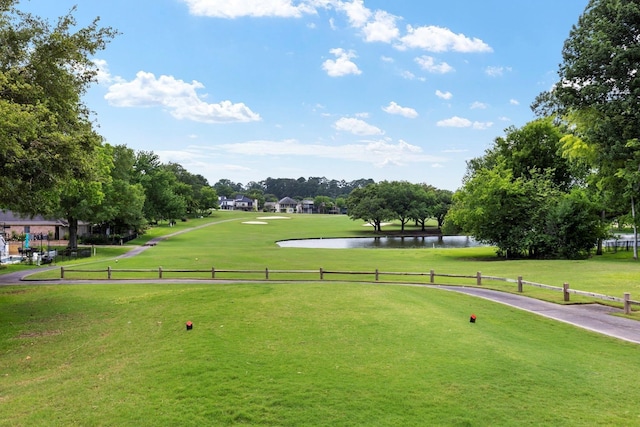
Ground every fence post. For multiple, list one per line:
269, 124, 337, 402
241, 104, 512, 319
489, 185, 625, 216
476, 271, 482, 286
375, 269, 379, 281
624, 293, 631, 315
563, 282, 570, 302
212, 267, 215, 279
265, 268, 269, 280
430, 269, 435, 283
61, 266, 64, 279
320, 267, 324, 280
108, 266, 112, 280
159, 266, 163, 279
517, 276, 523, 293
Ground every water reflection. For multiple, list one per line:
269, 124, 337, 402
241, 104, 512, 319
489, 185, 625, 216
276, 235, 483, 249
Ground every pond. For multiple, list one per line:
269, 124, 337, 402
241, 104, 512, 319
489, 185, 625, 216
276, 235, 484, 249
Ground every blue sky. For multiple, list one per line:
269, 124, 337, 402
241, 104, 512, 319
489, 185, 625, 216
22, 0, 588, 191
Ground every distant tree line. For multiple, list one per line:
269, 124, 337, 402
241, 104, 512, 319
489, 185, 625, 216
213, 177, 375, 202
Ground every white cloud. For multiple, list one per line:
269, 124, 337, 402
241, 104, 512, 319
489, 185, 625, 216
181, 0, 492, 62
105, 71, 261, 123
92, 59, 125, 85
382, 101, 418, 118
436, 116, 493, 130
322, 48, 362, 77
437, 116, 471, 128
362, 10, 400, 43
400, 70, 416, 80
397, 25, 492, 52
435, 90, 452, 100
210, 138, 444, 167
336, 0, 371, 28
415, 56, 454, 73
334, 117, 383, 135
472, 121, 493, 130
180, 0, 316, 18
381, 55, 394, 63
485, 66, 512, 77
510, 99, 520, 105
470, 101, 488, 109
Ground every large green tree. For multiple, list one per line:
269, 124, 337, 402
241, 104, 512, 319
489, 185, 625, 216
533, 0, 640, 257
432, 188, 453, 230
448, 121, 606, 259
346, 183, 394, 232
98, 144, 146, 236
54, 142, 111, 249
134, 151, 187, 223
378, 181, 422, 233
0, 2, 117, 214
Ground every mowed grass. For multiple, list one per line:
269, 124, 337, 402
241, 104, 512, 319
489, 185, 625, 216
3, 212, 640, 425
2, 282, 640, 426
29, 211, 640, 308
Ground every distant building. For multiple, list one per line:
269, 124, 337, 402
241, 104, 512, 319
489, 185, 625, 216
301, 200, 314, 214
277, 197, 299, 213
0, 210, 89, 241
218, 195, 258, 211
0, 210, 90, 258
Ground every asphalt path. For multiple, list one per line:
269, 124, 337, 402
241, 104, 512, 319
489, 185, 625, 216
1, 218, 639, 345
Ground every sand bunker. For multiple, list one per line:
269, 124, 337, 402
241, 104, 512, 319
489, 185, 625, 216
243, 221, 268, 225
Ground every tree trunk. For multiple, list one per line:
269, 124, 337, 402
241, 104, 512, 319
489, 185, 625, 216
633, 196, 638, 260
596, 209, 605, 256
67, 217, 79, 250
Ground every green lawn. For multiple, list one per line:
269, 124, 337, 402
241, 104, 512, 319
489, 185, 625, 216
2, 282, 640, 426
3, 211, 640, 425
23, 211, 640, 309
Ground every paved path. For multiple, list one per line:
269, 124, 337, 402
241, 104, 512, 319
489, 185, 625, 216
436, 286, 640, 345
1, 218, 639, 345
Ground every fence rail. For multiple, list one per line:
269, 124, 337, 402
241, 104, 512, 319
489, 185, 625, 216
60, 266, 639, 314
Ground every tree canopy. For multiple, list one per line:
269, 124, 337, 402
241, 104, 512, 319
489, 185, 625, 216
346, 181, 446, 233
0, 1, 117, 214
448, 120, 606, 259
533, 0, 640, 257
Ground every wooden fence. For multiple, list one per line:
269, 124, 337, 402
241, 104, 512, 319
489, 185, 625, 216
60, 266, 640, 314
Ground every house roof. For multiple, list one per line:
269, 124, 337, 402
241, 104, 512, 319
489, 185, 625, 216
234, 195, 254, 203
278, 197, 298, 205
0, 210, 68, 226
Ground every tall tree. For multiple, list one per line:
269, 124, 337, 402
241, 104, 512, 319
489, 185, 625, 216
432, 188, 453, 230
346, 183, 393, 232
98, 144, 146, 235
379, 181, 420, 233
411, 185, 438, 232
55, 141, 112, 249
0, 2, 117, 214
533, 0, 640, 257
134, 151, 187, 222
448, 120, 605, 259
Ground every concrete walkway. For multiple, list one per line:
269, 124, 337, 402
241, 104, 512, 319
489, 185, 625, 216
1, 218, 639, 345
